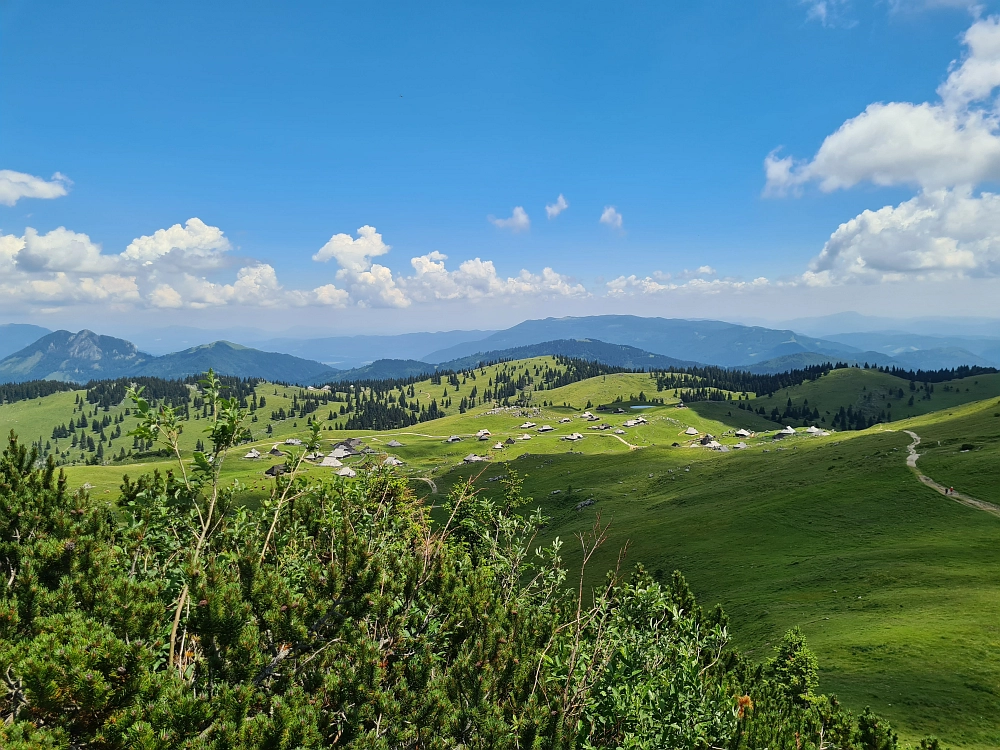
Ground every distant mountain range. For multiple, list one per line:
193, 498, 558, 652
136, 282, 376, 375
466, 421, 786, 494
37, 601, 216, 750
251, 330, 495, 370
0, 331, 339, 385
419, 315, 858, 366
774, 311, 1000, 339
2, 314, 999, 385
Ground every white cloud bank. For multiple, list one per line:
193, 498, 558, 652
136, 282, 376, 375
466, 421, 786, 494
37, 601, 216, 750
769, 16, 1000, 286
0, 170, 71, 207
0, 218, 596, 313
405, 251, 586, 301
0, 218, 347, 311
606, 268, 769, 297
309, 227, 587, 308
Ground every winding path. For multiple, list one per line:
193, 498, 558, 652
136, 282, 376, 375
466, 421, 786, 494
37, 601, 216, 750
608, 433, 639, 450
903, 430, 1000, 518
414, 477, 438, 494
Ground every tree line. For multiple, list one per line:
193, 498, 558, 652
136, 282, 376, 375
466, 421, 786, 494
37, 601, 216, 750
0, 379, 77, 405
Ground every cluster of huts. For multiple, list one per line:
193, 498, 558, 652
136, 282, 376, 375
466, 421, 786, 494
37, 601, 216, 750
458, 408, 663, 458
244, 434, 412, 480
677, 423, 832, 452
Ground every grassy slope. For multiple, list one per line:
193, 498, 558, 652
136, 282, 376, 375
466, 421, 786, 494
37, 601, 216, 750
0, 389, 87, 447
5, 365, 1000, 746
442, 414, 1000, 748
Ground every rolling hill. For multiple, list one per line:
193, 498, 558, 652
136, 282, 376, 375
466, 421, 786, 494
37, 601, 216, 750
823, 330, 1000, 361
322, 358, 436, 382
438, 338, 701, 371
317, 338, 702, 383
4, 317, 997, 387
742, 350, 898, 374
65, 315, 999, 374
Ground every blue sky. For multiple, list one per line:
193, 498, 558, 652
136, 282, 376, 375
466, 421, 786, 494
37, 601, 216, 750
3, 0, 1000, 333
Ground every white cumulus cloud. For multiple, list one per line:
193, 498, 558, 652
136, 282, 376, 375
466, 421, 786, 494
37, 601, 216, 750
489, 206, 530, 232
766, 16, 1000, 195
545, 194, 569, 219
802, 187, 1000, 285
342, 263, 410, 308
0, 170, 71, 207
312, 284, 350, 307
149, 284, 184, 308
312, 225, 391, 271
15, 227, 116, 274
122, 218, 231, 267
600, 206, 623, 229
0, 221, 311, 311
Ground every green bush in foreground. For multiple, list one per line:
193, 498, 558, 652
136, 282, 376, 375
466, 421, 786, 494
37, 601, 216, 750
0, 373, 914, 748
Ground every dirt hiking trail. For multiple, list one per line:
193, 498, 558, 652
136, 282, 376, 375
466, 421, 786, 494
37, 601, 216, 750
904, 430, 1000, 519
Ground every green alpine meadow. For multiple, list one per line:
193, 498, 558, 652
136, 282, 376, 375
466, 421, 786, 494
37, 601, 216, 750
1, 356, 998, 748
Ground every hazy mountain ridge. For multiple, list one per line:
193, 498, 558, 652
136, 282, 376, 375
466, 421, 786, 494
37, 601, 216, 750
253, 330, 496, 369
420, 315, 858, 366
3, 315, 998, 385
435, 338, 700, 372
134, 341, 340, 383
317, 339, 703, 384
0, 332, 339, 385
0, 323, 54, 360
